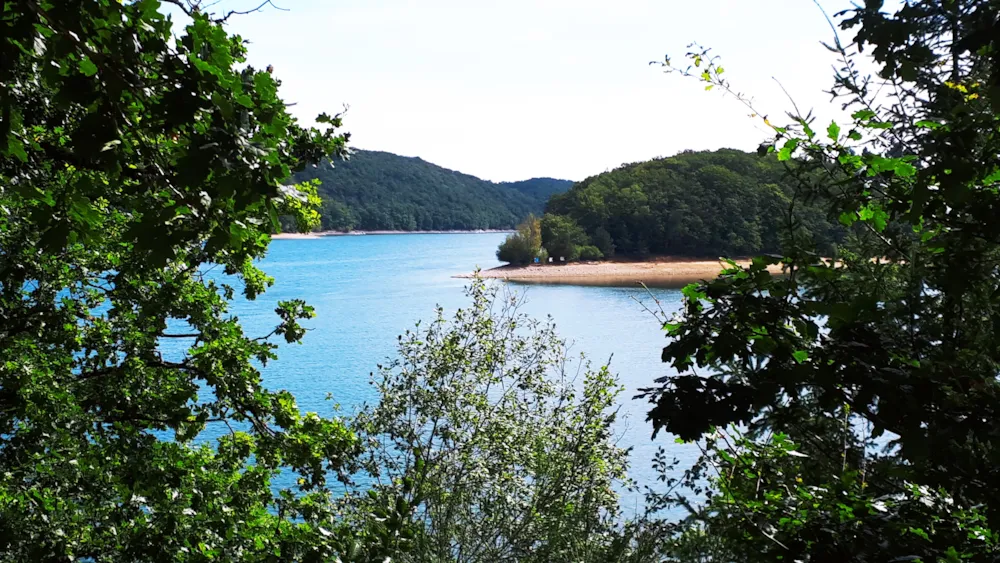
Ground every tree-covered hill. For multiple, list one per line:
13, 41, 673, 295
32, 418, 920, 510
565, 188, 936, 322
289, 150, 572, 231
542, 148, 844, 258
500, 177, 574, 201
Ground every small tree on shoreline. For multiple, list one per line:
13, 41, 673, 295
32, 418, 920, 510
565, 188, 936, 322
496, 214, 543, 264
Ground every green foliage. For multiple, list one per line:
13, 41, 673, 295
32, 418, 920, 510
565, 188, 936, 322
279, 179, 325, 233
347, 279, 656, 562
0, 0, 389, 559
496, 235, 536, 264
592, 226, 617, 257
496, 214, 542, 265
644, 1, 1000, 561
503, 177, 576, 201
291, 150, 572, 231
319, 197, 358, 232
541, 213, 589, 261
578, 245, 604, 260
547, 149, 845, 257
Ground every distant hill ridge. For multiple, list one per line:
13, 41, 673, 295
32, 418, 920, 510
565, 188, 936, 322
289, 150, 573, 232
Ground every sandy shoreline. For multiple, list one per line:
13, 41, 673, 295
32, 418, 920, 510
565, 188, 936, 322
272, 229, 513, 240
456, 259, 785, 288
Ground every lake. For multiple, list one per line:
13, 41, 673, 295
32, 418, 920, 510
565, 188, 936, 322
226, 233, 696, 510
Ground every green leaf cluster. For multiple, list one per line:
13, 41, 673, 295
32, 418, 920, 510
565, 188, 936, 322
0, 1, 385, 559
643, 1, 1000, 561
496, 214, 544, 265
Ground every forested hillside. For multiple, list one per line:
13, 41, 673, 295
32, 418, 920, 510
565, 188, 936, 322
501, 177, 574, 201
542, 148, 844, 258
289, 150, 572, 231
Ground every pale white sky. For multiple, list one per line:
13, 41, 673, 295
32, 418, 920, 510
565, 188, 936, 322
185, 0, 856, 181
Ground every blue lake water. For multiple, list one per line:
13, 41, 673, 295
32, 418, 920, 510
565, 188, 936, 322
221, 233, 696, 509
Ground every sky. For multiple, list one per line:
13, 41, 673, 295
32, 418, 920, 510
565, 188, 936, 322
182, 0, 857, 182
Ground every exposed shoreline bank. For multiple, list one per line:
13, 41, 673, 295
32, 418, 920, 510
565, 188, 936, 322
272, 229, 513, 240
456, 259, 786, 288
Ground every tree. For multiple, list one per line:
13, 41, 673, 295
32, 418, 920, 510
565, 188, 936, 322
320, 197, 358, 232
541, 213, 589, 261
547, 149, 844, 258
346, 279, 646, 562
0, 1, 396, 559
592, 226, 616, 257
643, 1, 1000, 561
496, 214, 542, 264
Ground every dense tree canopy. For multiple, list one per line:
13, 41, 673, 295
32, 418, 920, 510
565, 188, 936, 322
643, 0, 1000, 561
502, 177, 575, 202
545, 149, 845, 258
0, 1, 393, 559
290, 150, 571, 231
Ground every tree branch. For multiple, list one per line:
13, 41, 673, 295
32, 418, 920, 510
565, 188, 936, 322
220, 0, 289, 22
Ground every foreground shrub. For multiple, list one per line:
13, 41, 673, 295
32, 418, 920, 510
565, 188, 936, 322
345, 279, 664, 562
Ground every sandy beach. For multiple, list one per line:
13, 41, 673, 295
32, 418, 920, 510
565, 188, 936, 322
457, 259, 786, 287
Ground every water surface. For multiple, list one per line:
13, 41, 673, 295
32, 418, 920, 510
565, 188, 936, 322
228, 233, 695, 508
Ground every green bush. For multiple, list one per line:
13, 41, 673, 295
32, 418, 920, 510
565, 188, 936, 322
591, 227, 616, 257
349, 279, 638, 561
541, 213, 588, 261
578, 245, 604, 260
557, 244, 581, 262
496, 215, 542, 265
496, 233, 536, 264
641, 2, 1000, 561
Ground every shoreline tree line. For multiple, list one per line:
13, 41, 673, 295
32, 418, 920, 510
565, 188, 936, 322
498, 148, 847, 265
